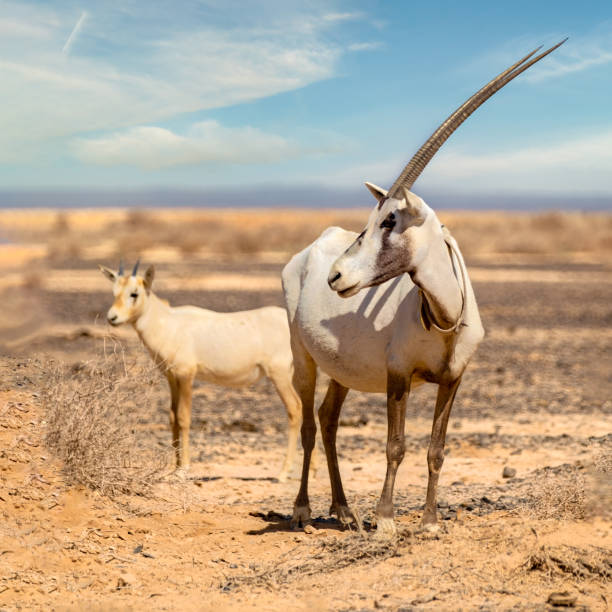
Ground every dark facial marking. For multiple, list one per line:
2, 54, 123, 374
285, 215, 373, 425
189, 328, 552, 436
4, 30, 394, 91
370, 230, 399, 287
377, 196, 388, 210
380, 212, 396, 230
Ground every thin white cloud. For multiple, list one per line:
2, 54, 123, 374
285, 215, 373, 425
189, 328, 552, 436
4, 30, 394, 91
0, 2, 349, 163
420, 131, 612, 194
62, 11, 88, 55
455, 26, 612, 87
318, 131, 612, 195
322, 12, 363, 22
74, 121, 301, 169
348, 42, 382, 52
525, 48, 612, 82
0, 17, 54, 39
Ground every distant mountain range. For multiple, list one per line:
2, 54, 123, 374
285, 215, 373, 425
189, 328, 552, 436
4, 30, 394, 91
0, 187, 610, 211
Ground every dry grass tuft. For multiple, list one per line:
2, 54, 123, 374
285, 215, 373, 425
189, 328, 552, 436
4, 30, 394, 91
525, 467, 587, 520
41, 354, 171, 497
222, 527, 412, 591
523, 544, 611, 580
522, 444, 612, 520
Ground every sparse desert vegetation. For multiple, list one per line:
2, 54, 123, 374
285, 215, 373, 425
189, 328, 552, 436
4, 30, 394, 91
0, 206, 610, 610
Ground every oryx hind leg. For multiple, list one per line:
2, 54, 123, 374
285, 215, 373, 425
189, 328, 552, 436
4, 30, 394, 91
175, 371, 195, 472
290, 338, 317, 528
268, 366, 302, 483
318, 380, 358, 528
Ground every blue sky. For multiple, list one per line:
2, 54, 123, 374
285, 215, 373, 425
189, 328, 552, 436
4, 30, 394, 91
1, 0, 611, 208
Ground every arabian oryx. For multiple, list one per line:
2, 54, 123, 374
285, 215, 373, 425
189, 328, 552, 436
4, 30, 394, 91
283, 40, 566, 535
99, 260, 302, 482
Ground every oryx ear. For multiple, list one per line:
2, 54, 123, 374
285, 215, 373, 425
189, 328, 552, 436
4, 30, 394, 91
98, 265, 117, 283
399, 187, 425, 216
364, 182, 388, 203
143, 265, 155, 292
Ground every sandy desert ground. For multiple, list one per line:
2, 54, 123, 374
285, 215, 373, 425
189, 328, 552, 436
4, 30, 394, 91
0, 207, 610, 611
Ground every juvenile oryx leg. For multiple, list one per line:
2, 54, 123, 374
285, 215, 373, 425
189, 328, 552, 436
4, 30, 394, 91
176, 372, 195, 472
269, 369, 302, 483
290, 345, 317, 528
422, 377, 462, 528
318, 380, 356, 527
166, 373, 180, 467
375, 372, 409, 537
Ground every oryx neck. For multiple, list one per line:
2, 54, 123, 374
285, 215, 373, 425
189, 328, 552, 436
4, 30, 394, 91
133, 291, 168, 336
410, 234, 464, 331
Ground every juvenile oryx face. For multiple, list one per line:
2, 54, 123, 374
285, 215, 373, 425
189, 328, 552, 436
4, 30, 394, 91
328, 183, 440, 298
99, 261, 155, 326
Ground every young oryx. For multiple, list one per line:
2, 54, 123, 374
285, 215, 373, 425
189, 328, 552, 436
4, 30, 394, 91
99, 260, 301, 482
283, 41, 566, 535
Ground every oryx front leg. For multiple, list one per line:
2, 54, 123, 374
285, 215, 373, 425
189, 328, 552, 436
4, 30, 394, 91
375, 372, 409, 537
166, 373, 180, 468
422, 377, 461, 528
176, 372, 195, 472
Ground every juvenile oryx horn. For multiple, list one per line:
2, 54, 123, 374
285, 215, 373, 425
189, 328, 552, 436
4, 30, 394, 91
118, 259, 124, 276
387, 38, 568, 198
131, 259, 140, 276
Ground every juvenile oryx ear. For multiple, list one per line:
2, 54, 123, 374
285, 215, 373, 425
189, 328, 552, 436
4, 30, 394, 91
143, 265, 155, 292
364, 182, 388, 203
98, 265, 117, 283
399, 187, 425, 217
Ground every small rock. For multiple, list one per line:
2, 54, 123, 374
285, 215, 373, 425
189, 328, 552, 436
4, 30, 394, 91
547, 591, 576, 607
116, 574, 136, 590
303, 524, 316, 534
502, 466, 516, 479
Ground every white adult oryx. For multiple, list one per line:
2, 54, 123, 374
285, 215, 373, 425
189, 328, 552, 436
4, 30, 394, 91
99, 260, 302, 482
283, 40, 566, 534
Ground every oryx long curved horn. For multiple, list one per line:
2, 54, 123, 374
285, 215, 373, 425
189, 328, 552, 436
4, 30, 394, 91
388, 38, 568, 198
118, 259, 124, 276
131, 258, 140, 277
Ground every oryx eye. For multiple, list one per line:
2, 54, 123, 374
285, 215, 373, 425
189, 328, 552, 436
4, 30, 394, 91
380, 212, 396, 230
130, 292, 138, 299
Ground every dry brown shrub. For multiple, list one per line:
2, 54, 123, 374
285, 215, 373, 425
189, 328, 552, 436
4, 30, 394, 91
222, 526, 412, 591
523, 544, 611, 580
440, 211, 612, 257
41, 354, 171, 497
527, 468, 587, 520
523, 454, 611, 520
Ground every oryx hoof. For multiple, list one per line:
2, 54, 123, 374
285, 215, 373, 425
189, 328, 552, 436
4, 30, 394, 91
330, 504, 361, 531
420, 510, 438, 528
276, 470, 289, 483
374, 517, 397, 539
290, 505, 312, 530
173, 466, 190, 480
